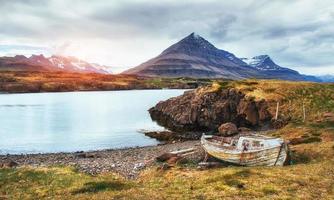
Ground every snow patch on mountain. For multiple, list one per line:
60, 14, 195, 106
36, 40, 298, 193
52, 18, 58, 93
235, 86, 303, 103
241, 55, 283, 71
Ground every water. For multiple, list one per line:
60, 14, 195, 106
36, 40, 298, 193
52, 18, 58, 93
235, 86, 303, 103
0, 90, 186, 154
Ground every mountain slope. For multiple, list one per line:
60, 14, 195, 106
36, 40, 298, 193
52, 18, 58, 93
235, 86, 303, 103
0, 55, 111, 74
123, 33, 260, 79
124, 33, 319, 81
241, 55, 320, 81
316, 74, 334, 82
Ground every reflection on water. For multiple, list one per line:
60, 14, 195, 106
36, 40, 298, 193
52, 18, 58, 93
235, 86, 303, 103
0, 90, 186, 154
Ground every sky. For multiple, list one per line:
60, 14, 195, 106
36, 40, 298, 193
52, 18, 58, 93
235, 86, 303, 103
0, 0, 333, 75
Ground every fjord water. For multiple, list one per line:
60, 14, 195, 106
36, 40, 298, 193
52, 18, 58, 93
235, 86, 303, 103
0, 90, 186, 154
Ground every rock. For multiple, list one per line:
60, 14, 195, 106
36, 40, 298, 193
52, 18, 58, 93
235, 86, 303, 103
157, 163, 172, 171
149, 87, 272, 133
271, 118, 289, 129
218, 122, 238, 136
238, 127, 252, 132
74, 153, 97, 159
143, 130, 202, 142
156, 153, 175, 162
133, 163, 145, 170
167, 156, 180, 164
237, 99, 259, 126
256, 100, 272, 123
144, 131, 176, 141
1, 160, 18, 168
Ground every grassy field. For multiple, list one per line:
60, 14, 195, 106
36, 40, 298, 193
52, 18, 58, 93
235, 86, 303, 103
0, 71, 215, 93
1, 79, 334, 199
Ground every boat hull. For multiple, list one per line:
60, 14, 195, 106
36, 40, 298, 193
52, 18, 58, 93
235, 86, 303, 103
201, 136, 287, 166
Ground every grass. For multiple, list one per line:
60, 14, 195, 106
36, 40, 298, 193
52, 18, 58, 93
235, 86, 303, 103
1, 78, 334, 199
1, 159, 333, 199
0, 71, 218, 93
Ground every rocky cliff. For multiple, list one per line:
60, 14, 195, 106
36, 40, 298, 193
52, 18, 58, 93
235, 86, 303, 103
149, 86, 272, 132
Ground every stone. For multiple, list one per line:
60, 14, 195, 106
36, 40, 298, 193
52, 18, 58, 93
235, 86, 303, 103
149, 87, 272, 133
1, 160, 18, 168
156, 153, 175, 162
238, 127, 252, 132
218, 122, 238, 136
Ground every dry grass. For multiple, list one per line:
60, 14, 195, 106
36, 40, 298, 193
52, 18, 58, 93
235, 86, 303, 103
225, 79, 334, 122
1, 79, 334, 199
1, 159, 333, 199
0, 71, 215, 93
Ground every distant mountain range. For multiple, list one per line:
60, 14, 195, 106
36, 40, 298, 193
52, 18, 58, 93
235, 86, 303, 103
0, 34, 331, 82
0, 54, 111, 74
316, 75, 334, 83
123, 33, 321, 82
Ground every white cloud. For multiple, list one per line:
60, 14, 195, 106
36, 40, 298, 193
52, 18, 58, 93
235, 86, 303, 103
0, 0, 333, 74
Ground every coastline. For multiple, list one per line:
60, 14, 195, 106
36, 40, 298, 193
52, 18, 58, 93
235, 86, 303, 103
0, 71, 216, 94
0, 140, 203, 179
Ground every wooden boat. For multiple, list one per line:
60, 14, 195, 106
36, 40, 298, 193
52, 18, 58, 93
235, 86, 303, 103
201, 133, 288, 166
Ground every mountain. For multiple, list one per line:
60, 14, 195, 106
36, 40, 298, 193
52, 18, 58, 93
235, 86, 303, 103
123, 33, 260, 79
316, 74, 334, 82
0, 54, 111, 74
123, 33, 320, 81
241, 55, 320, 81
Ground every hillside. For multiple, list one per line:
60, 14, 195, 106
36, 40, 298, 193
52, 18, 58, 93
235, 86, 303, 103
123, 33, 320, 82
0, 71, 215, 93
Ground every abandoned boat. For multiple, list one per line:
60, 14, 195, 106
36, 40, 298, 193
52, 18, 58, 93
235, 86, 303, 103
201, 133, 288, 166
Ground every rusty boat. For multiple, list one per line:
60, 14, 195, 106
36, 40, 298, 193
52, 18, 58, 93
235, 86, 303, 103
201, 133, 288, 166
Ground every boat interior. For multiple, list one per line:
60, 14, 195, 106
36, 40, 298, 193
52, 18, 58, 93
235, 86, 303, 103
203, 133, 283, 151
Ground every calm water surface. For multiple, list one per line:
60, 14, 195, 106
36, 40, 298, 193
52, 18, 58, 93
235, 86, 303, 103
0, 90, 186, 154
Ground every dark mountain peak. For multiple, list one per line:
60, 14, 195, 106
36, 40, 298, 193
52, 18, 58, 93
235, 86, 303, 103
242, 55, 283, 70
29, 54, 47, 62
30, 54, 45, 59
160, 32, 218, 56
158, 33, 246, 66
14, 55, 28, 60
184, 32, 207, 43
29, 54, 50, 65
253, 55, 270, 61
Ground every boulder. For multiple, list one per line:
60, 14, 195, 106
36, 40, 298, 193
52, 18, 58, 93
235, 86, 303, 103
1, 160, 18, 168
237, 99, 259, 126
144, 131, 175, 141
238, 127, 252, 132
149, 86, 272, 132
218, 122, 238, 136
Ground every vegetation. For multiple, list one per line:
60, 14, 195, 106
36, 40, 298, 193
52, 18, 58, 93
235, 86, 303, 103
1, 78, 334, 199
0, 71, 217, 93
227, 79, 334, 122
1, 150, 333, 199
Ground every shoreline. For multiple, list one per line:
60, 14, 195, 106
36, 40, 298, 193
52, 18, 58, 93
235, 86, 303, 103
0, 87, 192, 95
0, 140, 203, 179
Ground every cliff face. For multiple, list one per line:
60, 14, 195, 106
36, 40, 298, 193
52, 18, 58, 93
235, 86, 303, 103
149, 87, 272, 132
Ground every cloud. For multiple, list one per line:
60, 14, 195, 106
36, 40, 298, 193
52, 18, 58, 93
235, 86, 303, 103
0, 0, 333, 74
0, 44, 49, 57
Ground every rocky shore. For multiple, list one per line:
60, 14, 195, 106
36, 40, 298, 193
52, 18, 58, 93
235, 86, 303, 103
0, 141, 203, 179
